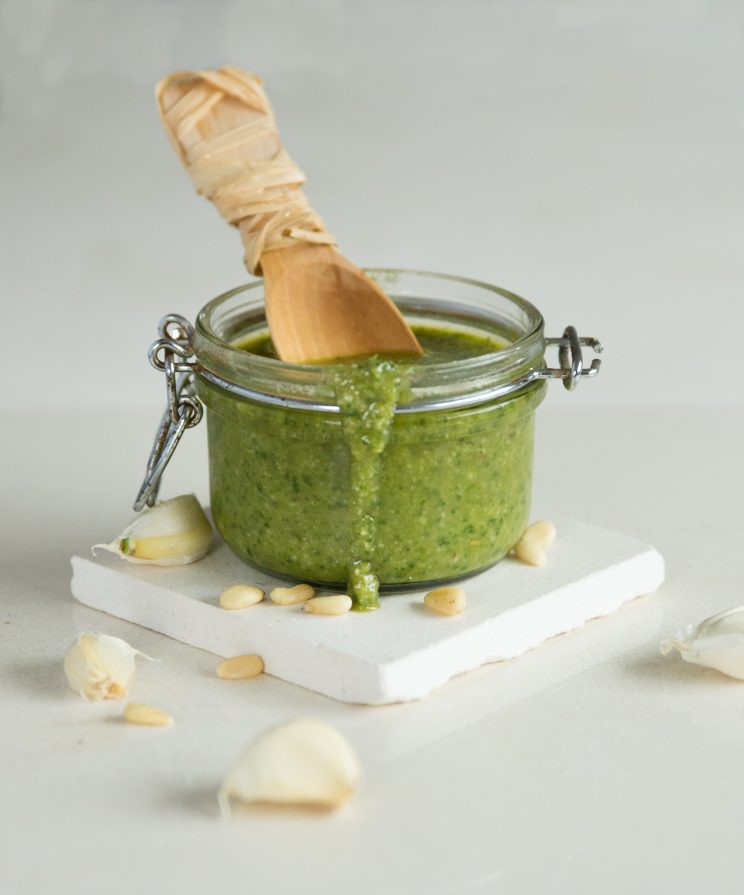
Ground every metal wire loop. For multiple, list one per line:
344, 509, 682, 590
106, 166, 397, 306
133, 315, 204, 511
544, 327, 603, 391
158, 314, 194, 343
178, 392, 203, 427
148, 338, 195, 372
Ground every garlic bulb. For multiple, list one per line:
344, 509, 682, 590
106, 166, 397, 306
64, 633, 150, 701
218, 718, 361, 814
660, 606, 744, 680
93, 494, 212, 566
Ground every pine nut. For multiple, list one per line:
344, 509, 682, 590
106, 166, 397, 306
216, 654, 265, 680
219, 585, 264, 610
424, 586, 466, 616
270, 583, 315, 605
123, 703, 174, 727
513, 520, 556, 567
303, 595, 353, 616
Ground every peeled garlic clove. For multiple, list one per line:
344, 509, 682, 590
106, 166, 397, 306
64, 633, 150, 701
93, 493, 212, 566
660, 606, 744, 680
513, 520, 556, 567
218, 718, 361, 815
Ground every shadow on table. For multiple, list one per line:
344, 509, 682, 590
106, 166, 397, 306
8, 658, 69, 700
159, 784, 222, 819
158, 783, 351, 822
621, 651, 741, 687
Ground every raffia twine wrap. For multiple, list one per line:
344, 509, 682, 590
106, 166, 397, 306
156, 66, 335, 274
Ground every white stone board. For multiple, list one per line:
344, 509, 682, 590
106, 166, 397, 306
70, 517, 664, 705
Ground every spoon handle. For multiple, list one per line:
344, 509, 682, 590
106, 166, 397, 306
156, 66, 336, 275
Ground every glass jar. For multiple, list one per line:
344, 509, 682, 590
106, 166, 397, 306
135, 270, 601, 596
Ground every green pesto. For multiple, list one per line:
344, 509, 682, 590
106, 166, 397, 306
198, 325, 544, 609
245, 326, 503, 365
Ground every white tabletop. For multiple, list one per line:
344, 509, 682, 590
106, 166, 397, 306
4, 1, 744, 890
2, 405, 742, 894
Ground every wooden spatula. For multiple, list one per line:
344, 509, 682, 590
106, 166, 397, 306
156, 67, 422, 364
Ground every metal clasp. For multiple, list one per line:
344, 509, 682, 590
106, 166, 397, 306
541, 326, 602, 390
133, 315, 203, 511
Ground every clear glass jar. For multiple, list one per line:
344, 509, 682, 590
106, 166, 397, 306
192, 270, 549, 590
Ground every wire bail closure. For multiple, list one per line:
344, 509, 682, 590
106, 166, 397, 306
132, 315, 203, 511
544, 326, 602, 391
132, 315, 602, 511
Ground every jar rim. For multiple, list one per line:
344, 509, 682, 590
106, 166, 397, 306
197, 268, 543, 367
193, 269, 546, 412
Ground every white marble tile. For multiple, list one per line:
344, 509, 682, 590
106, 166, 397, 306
71, 517, 664, 704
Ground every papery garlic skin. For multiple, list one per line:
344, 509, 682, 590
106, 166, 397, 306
64, 633, 149, 701
93, 494, 212, 566
660, 606, 744, 680
218, 718, 361, 815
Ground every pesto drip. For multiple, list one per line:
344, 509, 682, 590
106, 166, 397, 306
334, 357, 405, 610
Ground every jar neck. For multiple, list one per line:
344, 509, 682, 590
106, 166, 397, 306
193, 272, 546, 413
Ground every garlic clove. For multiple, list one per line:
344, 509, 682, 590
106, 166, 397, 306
93, 493, 212, 566
218, 718, 361, 815
64, 633, 151, 701
513, 520, 556, 567
660, 606, 744, 680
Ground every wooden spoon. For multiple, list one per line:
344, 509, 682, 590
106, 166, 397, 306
156, 68, 422, 364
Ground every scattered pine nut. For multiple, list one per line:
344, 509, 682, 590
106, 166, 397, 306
219, 585, 265, 610
303, 595, 353, 616
216, 654, 265, 680
424, 586, 466, 617
270, 583, 315, 606
513, 520, 556, 567
123, 703, 174, 727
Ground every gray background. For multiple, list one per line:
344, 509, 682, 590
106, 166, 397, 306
3, 0, 743, 411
